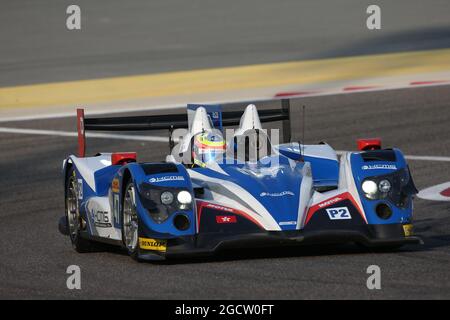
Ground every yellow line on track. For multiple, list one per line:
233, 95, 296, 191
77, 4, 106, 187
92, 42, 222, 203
1, 48, 450, 109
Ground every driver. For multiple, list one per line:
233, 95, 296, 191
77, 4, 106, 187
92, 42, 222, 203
192, 131, 226, 167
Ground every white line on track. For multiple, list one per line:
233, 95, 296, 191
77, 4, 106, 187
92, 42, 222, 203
335, 150, 450, 162
404, 155, 450, 162
1, 126, 449, 162
0, 127, 168, 142
0, 103, 183, 123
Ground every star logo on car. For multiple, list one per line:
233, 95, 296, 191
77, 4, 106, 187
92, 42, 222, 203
215, 215, 237, 224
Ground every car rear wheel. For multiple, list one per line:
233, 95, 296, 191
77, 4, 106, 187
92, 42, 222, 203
122, 181, 140, 260
65, 168, 93, 252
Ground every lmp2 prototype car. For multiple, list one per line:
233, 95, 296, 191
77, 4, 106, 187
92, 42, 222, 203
58, 100, 421, 261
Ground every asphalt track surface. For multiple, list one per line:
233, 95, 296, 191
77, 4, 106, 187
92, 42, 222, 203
0, 85, 449, 299
1, 0, 450, 86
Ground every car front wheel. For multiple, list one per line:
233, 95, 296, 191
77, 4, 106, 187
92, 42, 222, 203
65, 168, 93, 252
122, 181, 140, 260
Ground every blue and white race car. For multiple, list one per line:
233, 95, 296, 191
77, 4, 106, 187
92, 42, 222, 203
58, 100, 421, 261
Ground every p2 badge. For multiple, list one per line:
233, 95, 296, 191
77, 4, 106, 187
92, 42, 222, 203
326, 207, 352, 220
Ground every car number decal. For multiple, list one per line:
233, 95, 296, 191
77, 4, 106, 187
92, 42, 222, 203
326, 207, 352, 220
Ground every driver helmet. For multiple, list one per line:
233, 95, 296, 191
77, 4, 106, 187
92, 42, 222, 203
192, 131, 226, 167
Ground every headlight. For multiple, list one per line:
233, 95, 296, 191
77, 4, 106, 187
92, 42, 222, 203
358, 168, 417, 206
378, 179, 391, 193
362, 180, 378, 198
160, 191, 174, 205
177, 191, 192, 204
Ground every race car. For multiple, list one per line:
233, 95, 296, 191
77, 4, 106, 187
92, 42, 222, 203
58, 100, 422, 261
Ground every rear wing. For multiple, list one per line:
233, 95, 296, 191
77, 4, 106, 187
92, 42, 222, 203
76, 99, 291, 157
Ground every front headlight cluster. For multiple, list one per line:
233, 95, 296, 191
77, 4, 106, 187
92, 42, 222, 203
139, 184, 193, 224
360, 167, 418, 207
362, 179, 392, 200
159, 190, 192, 209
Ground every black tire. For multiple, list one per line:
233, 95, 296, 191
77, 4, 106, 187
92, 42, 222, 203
65, 167, 94, 253
121, 181, 141, 261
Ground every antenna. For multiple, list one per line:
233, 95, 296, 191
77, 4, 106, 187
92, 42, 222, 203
168, 125, 175, 154
302, 105, 306, 160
